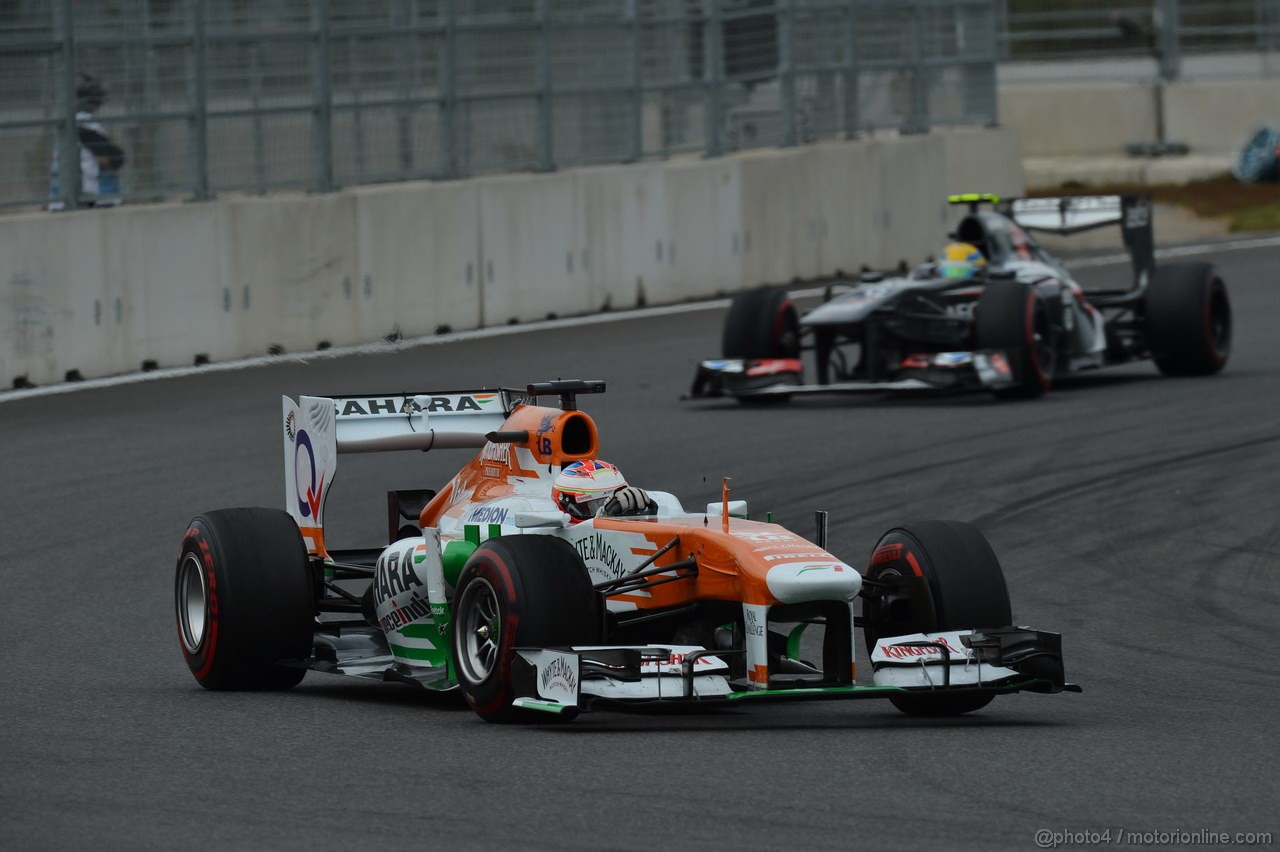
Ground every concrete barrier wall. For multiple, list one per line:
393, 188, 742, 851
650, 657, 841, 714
0, 127, 1023, 387
1002, 78, 1274, 157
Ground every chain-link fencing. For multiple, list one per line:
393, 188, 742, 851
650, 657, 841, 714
998, 0, 1280, 76
0, 0, 999, 211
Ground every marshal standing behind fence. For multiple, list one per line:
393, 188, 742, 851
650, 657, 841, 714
48, 74, 126, 211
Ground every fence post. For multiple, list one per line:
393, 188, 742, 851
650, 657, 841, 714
780, 0, 797, 146
905, 0, 929, 134
57, 0, 80, 210
536, 0, 554, 171
704, 0, 723, 157
843, 0, 859, 138
441, 0, 458, 178
1154, 0, 1182, 82
191, 0, 210, 201
311, 0, 334, 192
627, 0, 642, 162
396, 0, 414, 177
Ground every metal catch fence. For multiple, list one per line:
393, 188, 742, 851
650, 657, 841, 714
0, 0, 999, 210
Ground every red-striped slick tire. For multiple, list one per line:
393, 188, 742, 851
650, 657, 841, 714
863, 520, 1011, 716
175, 508, 314, 690
451, 536, 600, 723
975, 281, 1056, 399
1144, 261, 1231, 376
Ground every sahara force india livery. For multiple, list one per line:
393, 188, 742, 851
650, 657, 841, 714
175, 380, 1078, 721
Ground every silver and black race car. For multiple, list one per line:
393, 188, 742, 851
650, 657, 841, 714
690, 194, 1232, 402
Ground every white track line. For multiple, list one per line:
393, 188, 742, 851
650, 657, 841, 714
4, 234, 1278, 404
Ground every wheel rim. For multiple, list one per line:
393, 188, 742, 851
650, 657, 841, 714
458, 577, 502, 684
865, 565, 913, 643
177, 553, 208, 654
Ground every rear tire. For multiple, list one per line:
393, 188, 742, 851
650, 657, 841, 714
451, 536, 602, 722
175, 508, 315, 690
722, 286, 801, 359
974, 282, 1056, 399
863, 520, 1012, 716
1144, 261, 1231, 375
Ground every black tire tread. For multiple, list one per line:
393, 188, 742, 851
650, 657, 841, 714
722, 286, 799, 359
864, 520, 1011, 716
176, 507, 314, 691
1144, 261, 1231, 376
974, 282, 1053, 398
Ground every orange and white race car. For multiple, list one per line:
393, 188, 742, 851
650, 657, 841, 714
175, 380, 1078, 722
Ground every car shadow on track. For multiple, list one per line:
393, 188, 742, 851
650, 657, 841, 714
545, 713, 1070, 735
294, 680, 473, 712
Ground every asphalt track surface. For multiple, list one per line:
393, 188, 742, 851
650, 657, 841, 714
2, 242, 1278, 851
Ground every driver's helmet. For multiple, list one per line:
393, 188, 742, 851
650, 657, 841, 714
552, 460, 627, 522
939, 242, 986, 279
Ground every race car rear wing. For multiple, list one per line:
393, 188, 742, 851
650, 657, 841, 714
281, 381, 606, 554
1004, 194, 1155, 300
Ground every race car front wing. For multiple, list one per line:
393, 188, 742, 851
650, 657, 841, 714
688, 352, 1017, 400
510, 627, 1078, 715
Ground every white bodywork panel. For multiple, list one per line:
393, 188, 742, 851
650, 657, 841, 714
871, 630, 1019, 688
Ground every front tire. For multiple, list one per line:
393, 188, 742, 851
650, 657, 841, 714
1144, 261, 1231, 376
863, 520, 1012, 716
451, 536, 602, 722
722, 286, 801, 360
175, 508, 315, 690
974, 282, 1056, 399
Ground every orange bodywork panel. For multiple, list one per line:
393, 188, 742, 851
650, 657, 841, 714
419, 403, 597, 528
592, 516, 833, 608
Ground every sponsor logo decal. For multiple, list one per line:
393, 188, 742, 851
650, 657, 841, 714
374, 543, 432, 632
879, 635, 964, 661
480, 442, 510, 465
337, 394, 498, 417
293, 429, 324, 520
732, 530, 796, 543
762, 551, 829, 562
645, 651, 715, 669
374, 545, 427, 606
574, 533, 626, 581
745, 608, 765, 638
540, 656, 578, 695
753, 543, 826, 554
795, 563, 845, 575
872, 543, 904, 564
466, 506, 509, 525
1124, 202, 1150, 229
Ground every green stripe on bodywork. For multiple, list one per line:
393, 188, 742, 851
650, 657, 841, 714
390, 643, 448, 664
785, 623, 808, 660
397, 623, 437, 641
512, 698, 571, 714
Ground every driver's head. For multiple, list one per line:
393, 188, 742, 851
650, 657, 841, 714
552, 460, 627, 523
939, 242, 986, 280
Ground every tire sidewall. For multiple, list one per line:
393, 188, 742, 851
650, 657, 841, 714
452, 552, 522, 717
975, 282, 1054, 396
176, 519, 222, 683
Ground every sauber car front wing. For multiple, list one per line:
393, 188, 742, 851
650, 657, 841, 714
688, 353, 1016, 400
509, 627, 1078, 715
